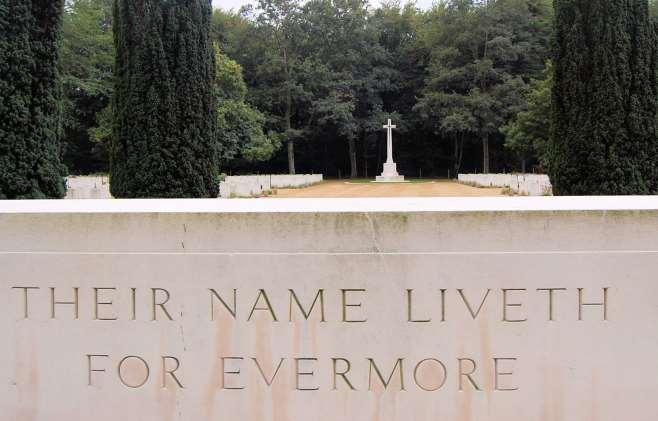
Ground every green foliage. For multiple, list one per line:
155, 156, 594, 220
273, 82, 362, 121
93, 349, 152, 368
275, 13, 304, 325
61, 0, 114, 97
218, 101, 280, 163
16, 0, 653, 186
216, 45, 248, 101
289, 0, 400, 177
209, 0, 556, 177
60, 0, 114, 174
111, 0, 219, 198
550, 0, 658, 195
0, 0, 67, 199
87, 103, 112, 165
415, 0, 553, 174
502, 61, 553, 170
214, 46, 280, 165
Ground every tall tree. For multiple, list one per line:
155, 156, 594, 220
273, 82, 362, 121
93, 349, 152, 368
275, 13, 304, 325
215, 46, 281, 168
551, 0, 658, 195
112, 0, 219, 198
415, 0, 552, 174
256, 0, 302, 174
60, 0, 114, 174
502, 60, 553, 172
0, 0, 67, 199
301, 0, 397, 178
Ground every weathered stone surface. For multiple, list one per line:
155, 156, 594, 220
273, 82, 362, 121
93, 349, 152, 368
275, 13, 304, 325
65, 176, 112, 199
1, 197, 658, 421
219, 174, 324, 198
458, 173, 552, 196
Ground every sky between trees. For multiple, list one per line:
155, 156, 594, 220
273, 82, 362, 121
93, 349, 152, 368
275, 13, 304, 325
212, 0, 435, 12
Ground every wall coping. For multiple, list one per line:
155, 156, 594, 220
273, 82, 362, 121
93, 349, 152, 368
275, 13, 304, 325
1, 197, 658, 214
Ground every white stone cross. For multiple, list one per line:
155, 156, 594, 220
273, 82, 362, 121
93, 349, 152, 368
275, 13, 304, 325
376, 119, 405, 182
383, 119, 397, 164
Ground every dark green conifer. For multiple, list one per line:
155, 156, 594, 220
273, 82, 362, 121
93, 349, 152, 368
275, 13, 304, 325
111, 0, 218, 198
551, 0, 658, 195
0, 0, 67, 199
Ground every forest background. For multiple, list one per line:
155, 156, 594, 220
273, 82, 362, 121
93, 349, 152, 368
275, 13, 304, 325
60, 0, 658, 178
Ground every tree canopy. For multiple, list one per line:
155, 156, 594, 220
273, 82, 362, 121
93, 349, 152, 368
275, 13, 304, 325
551, 0, 658, 195
0, 0, 67, 199
111, 0, 219, 198
47, 0, 658, 189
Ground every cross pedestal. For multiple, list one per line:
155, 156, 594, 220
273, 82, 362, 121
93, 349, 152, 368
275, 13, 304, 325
375, 119, 405, 182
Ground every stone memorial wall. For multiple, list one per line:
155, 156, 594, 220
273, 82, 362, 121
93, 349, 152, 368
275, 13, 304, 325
2, 197, 658, 421
458, 173, 552, 196
219, 174, 324, 198
65, 176, 112, 199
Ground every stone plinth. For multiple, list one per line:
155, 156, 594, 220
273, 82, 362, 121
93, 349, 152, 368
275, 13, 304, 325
375, 162, 406, 182
2, 197, 658, 421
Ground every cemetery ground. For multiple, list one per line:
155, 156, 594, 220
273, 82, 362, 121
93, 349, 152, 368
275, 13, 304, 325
271, 179, 505, 198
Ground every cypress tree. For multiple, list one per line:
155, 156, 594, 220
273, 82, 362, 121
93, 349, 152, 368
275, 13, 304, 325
111, 0, 218, 198
0, 1, 67, 199
551, 0, 658, 195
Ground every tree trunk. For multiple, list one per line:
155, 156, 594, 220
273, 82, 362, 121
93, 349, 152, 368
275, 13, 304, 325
287, 140, 295, 175
452, 135, 465, 179
348, 137, 357, 178
521, 158, 526, 174
482, 135, 490, 174
283, 47, 295, 175
362, 133, 368, 178
457, 134, 464, 175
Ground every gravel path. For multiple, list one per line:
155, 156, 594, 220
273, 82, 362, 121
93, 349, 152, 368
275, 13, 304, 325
272, 180, 504, 198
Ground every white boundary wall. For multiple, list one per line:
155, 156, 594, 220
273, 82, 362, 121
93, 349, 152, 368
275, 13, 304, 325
220, 174, 323, 198
65, 176, 112, 199
65, 174, 324, 199
458, 173, 552, 196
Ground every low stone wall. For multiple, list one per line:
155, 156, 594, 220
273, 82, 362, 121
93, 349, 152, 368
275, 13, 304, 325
458, 173, 552, 196
2, 197, 658, 420
64, 174, 324, 199
220, 174, 323, 198
65, 175, 112, 199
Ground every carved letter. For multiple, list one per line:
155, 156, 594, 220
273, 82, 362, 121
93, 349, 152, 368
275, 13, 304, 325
295, 358, 319, 391
221, 357, 244, 390
118, 356, 150, 388
210, 289, 237, 320
537, 288, 567, 321
578, 288, 609, 321
87, 354, 109, 386
341, 289, 367, 323
162, 356, 184, 388
407, 289, 431, 323
130, 288, 137, 320
51, 287, 79, 319
252, 358, 285, 386
248, 289, 278, 322
458, 358, 481, 391
413, 358, 447, 392
151, 288, 173, 321
502, 289, 527, 322
440, 288, 447, 322
12, 287, 39, 319
289, 289, 326, 322
457, 289, 490, 320
332, 358, 356, 391
494, 358, 518, 391
93, 288, 118, 321
368, 358, 405, 391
